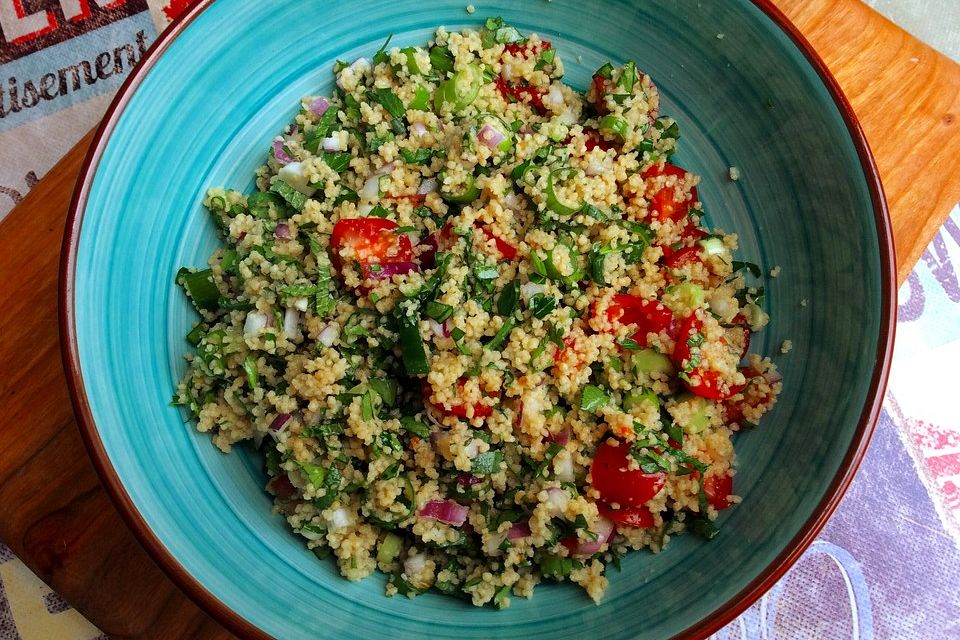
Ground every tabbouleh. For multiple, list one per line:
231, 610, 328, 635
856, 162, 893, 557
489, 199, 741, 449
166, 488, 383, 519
174, 18, 783, 608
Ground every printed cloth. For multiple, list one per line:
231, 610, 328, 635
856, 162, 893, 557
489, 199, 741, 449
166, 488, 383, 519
1, 3, 959, 638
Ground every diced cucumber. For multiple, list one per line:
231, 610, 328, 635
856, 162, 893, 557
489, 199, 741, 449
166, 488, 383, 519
377, 532, 403, 564
631, 348, 674, 375
663, 282, 705, 314
676, 393, 712, 433
624, 387, 659, 413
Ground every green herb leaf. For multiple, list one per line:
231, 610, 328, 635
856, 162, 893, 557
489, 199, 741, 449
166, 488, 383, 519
369, 378, 398, 406
399, 148, 436, 165
429, 45, 455, 75
425, 300, 454, 322
371, 87, 406, 120
732, 260, 762, 278
372, 33, 394, 65
270, 180, 309, 212
497, 280, 520, 316
580, 385, 609, 412
529, 293, 557, 319
399, 416, 431, 438
471, 450, 504, 475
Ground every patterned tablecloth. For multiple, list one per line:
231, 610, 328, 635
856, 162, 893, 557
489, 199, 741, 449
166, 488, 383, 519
2, 3, 960, 639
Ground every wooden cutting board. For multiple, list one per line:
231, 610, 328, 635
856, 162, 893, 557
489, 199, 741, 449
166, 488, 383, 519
1, 2, 958, 638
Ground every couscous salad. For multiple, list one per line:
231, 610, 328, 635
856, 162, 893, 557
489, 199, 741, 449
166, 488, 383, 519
174, 19, 782, 608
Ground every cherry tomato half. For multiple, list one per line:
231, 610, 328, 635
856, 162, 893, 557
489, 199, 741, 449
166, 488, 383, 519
591, 440, 666, 507
672, 314, 746, 401
330, 217, 414, 280
659, 225, 708, 260
642, 163, 699, 223
422, 379, 495, 419
606, 293, 676, 347
597, 501, 655, 529
476, 224, 518, 260
703, 473, 733, 510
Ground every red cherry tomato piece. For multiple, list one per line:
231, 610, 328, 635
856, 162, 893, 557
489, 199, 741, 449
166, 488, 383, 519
597, 501, 655, 529
583, 127, 615, 152
703, 473, 734, 510
642, 163, 699, 223
606, 293, 675, 347
476, 224, 518, 260
422, 379, 494, 419
672, 314, 746, 401
664, 245, 704, 271
660, 225, 708, 260
330, 217, 413, 279
591, 441, 666, 507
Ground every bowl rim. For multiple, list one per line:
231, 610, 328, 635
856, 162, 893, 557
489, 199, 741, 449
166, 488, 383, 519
59, 1, 897, 638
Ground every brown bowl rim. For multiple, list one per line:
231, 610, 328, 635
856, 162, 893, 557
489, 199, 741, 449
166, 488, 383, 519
59, 1, 896, 638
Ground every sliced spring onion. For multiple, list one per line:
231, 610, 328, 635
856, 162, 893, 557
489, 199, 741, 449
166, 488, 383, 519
434, 64, 482, 113
621, 60, 637, 93
594, 62, 614, 79
185, 322, 206, 346
545, 168, 582, 215
438, 172, 481, 204
485, 316, 516, 351
177, 268, 220, 311
242, 353, 258, 389
544, 236, 585, 285
599, 114, 630, 139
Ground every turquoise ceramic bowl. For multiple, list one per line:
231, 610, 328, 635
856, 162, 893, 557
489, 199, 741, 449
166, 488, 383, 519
61, 0, 894, 638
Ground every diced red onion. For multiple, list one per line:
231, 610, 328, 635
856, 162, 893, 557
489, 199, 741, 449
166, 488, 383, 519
283, 307, 300, 338
411, 121, 428, 137
477, 124, 506, 149
270, 413, 292, 432
502, 192, 523, 211
358, 203, 375, 216
367, 261, 419, 280
572, 516, 615, 556
457, 472, 482, 487
322, 136, 342, 152
463, 439, 482, 459
507, 522, 532, 540
373, 162, 396, 177
520, 282, 545, 305
417, 178, 438, 195
545, 425, 571, 446
274, 223, 292, 240
419, 499, 469, 526
318, 323, 339, 347
763, 369, 784, 384
273, 139, 293, 165
418, 234, 439, 268
429, 319, 446, 338
244, 311, 269, 337
309, 96, 330, 116
299, 526, 323, 541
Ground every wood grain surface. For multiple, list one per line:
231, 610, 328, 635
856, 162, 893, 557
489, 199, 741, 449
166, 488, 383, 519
0, 2, 957, 638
